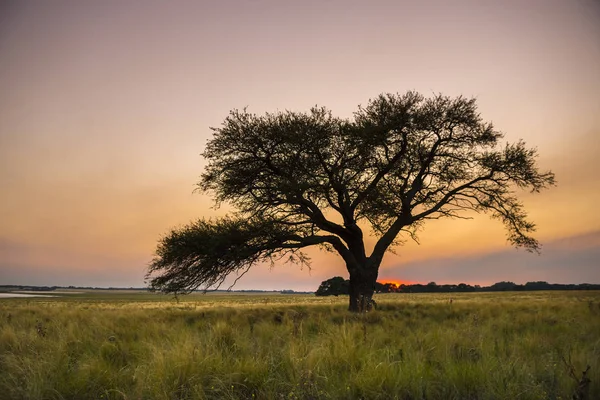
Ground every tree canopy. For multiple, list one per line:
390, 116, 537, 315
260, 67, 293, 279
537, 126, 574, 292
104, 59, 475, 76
147, 92, 555, 311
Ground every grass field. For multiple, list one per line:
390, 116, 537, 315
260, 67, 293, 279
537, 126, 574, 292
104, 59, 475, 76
1, 290, 599, 399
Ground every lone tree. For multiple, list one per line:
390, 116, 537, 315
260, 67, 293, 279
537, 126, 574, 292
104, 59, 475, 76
147, 92, 555, 312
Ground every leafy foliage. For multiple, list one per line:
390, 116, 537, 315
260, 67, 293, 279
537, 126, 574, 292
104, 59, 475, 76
147, 217, 314, 294
315, 277, 349, 296
316, 278, 401, 296
148, 92, 555, 297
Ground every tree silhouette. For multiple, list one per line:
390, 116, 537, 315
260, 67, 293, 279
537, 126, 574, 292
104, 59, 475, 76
315, 277, 349, 296
147, 92, 555, 312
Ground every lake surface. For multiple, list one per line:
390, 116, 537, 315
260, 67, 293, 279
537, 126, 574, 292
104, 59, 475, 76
0, 293, 57, 298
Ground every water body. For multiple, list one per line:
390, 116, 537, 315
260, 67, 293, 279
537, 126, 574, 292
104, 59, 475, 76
0, 293, 57, 298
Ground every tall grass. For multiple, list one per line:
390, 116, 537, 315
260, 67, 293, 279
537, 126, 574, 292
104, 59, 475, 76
1, 291, 599, 399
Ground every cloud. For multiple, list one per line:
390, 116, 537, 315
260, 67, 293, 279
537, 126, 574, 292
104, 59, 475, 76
380, 230, 600, 285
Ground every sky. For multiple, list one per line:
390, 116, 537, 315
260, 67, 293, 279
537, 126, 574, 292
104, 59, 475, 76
1, 0, 599, 290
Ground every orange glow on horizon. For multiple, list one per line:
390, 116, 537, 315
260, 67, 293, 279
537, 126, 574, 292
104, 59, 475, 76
379, 279, 414, 286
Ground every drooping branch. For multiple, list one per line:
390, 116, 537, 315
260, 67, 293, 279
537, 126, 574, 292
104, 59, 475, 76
146, 217, 352, 295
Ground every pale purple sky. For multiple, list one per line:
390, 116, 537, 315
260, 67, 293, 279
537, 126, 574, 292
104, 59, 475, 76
1, 0, 599, 289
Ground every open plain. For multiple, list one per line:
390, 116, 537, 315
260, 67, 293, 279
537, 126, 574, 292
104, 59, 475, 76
1, 290, 599, 399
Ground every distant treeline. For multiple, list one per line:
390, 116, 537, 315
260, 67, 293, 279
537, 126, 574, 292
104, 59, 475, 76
315, 277, 600, 296
0, 285, 312, 295
3, 281, 599, 296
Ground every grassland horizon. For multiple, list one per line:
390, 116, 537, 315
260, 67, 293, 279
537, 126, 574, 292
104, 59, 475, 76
1, 290, 599, 399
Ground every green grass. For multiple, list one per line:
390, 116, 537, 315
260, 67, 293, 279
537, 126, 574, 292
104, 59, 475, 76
1, 291, 599, 399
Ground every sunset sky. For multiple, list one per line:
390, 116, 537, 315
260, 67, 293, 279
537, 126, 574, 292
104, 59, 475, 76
1, 0, 599, 290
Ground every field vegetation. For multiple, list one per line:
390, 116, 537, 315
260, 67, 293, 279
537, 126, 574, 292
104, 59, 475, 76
1, 290, 599, 399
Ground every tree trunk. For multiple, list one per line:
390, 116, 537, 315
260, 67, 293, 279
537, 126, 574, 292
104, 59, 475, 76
348, 269, 378, 313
